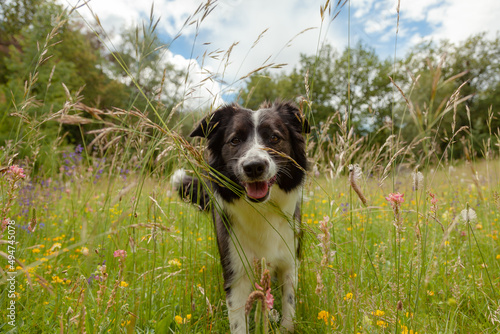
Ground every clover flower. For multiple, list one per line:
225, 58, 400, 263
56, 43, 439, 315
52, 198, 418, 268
113, 249, 127, 259
385, 192, 405, 206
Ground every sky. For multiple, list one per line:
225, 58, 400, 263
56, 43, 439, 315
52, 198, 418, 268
64, 0, 500, 109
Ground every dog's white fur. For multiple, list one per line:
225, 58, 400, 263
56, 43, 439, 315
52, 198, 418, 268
222, 187, 300, 332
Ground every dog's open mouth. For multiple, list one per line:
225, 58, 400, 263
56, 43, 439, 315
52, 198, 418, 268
241, 175, 277, 202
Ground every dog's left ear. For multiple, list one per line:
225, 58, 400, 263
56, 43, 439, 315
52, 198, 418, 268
276, 101, 310, 134
190, 104, 237, 139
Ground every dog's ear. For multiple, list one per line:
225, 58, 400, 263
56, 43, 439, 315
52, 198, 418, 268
275, 101, 310, 134
190, 104, 237, 139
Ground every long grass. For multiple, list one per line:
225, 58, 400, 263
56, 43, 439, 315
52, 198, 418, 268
1, 156, 499, 333
1, 1, 500, 333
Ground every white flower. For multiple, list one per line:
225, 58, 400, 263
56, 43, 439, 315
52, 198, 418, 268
460, 208, 477, 223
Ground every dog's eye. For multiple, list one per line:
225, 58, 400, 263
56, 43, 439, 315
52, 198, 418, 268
230, 137, 241, 146
269, 135, 281, 144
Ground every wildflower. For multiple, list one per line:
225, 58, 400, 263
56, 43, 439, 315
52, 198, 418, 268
168, 258, 181, 267
344, 292, 353, 301
475, 223, 483, 230
255, 283, 274, 310
113, 249, 127, 259
427, 290, 434, 296
51, 276, 64, 284
460, 207, 477, 224
120, 281, 129, 287
186, 314, 192, 320
429, 192, 438, 205
385, 192, 404, 206
317, 310, 335, 325
371, 310, 385, 317
401, 324, 418, 334
7, 165, 26, 179
376, 320, 388, 328
50, 243, 62, 252
412, 170, 424, 190
269, 309, 280, 322
496, 254, 500, 260
174, 315, 184, 325
32, 248, 41, 253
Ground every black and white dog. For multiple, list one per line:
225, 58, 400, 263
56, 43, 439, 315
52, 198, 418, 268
172, 101, 309, 333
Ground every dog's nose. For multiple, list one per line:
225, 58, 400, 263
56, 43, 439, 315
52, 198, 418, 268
242, 160, 268, 179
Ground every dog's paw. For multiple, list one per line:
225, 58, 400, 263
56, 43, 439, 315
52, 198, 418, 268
171, 168, 187, 189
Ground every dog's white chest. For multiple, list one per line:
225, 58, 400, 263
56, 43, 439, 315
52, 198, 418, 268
223, 188, 300, 273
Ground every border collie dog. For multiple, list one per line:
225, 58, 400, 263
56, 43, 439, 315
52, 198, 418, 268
172, 101, 309, 333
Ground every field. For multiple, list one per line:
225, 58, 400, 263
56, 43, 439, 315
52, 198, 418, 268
1, 152, 499, 333
2, 1, 500, 333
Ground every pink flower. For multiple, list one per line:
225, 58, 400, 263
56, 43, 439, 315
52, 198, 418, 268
113, 249, 127, 259
264, 288, 274, 310
429, 192, 438, 205
385, 192, 404, 206
255, 283, 274, 310
7, 165, 25, 179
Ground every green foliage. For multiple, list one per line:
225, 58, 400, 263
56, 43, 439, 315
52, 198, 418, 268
240, 36, 500, 161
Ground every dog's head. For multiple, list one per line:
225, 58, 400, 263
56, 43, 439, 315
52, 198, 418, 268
190, 101, 310, 202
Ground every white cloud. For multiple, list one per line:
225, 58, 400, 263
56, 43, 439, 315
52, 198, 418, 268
426, 0, 500, 43
64, 0, 347, 108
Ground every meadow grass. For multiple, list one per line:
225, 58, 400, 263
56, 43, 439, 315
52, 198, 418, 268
1, 154, 499, 333
1, 1, 500, 333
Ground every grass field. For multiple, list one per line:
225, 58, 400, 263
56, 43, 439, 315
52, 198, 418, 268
1, 151, 499, 333
1, 1, 500, 333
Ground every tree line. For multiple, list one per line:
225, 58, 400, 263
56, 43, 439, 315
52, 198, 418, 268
1, 0, 499, 167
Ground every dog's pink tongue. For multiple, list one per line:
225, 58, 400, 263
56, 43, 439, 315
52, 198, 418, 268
245, 181, 269, 199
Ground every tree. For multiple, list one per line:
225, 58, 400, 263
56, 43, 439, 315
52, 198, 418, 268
240, 43, 393, 141
400, 34, 500, 160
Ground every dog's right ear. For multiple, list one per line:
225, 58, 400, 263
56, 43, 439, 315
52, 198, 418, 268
190, 104, 236, 139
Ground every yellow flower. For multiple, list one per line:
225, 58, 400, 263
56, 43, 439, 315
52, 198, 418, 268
51, 276, 64, 284
317, 310, 335, 325
496, 254, 500, 260
401, 324, 418, 334
427, 290, 434, 296
475, 223, 483, 230
186, 314, 192, 320
32, 248, 41, 253
120, 281, 129, 287
168, 259, 182, 267
376, 320, 388, 328
371, 310, 385, 317
344, 292, 353, 300
199, 266, 206, 273
174, 315, 184, 324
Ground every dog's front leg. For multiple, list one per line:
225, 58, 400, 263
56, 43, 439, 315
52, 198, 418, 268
279, 267, 297, 332
226, 275, 252, 334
